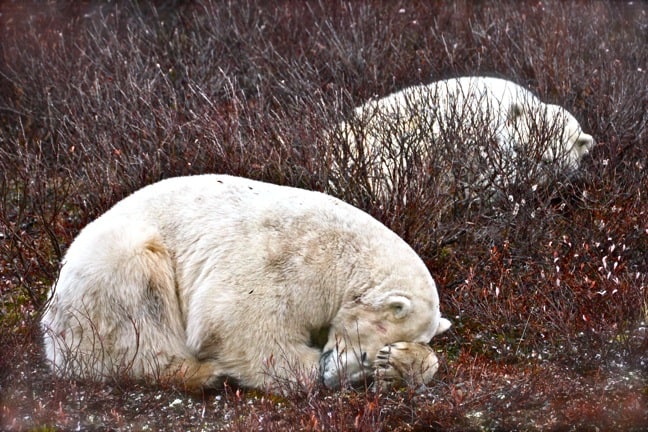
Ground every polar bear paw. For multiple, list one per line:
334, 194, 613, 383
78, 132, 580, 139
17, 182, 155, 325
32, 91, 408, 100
373, 342, 440, 391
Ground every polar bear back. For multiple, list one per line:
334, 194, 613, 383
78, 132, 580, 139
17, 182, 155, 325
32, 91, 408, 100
353, 76, 542, 150
85, 174, 408, 290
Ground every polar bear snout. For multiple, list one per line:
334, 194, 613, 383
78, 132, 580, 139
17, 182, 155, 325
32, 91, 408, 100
319, 348, 372, 389
320, 349, 337, 387
319, 349, 335, 387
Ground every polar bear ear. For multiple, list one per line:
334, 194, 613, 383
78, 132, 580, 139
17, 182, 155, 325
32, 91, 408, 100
386, 295, 413, 319
436, 317, 452, 335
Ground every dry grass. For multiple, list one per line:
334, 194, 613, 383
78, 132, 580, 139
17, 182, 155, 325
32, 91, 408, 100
1, 0, 646, 430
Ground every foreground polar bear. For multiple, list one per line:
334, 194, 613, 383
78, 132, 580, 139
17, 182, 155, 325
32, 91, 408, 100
331, 76, 594, 200
42, 174, 451, 391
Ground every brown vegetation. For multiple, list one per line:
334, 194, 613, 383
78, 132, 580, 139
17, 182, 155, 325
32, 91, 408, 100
0, 0, 646, 430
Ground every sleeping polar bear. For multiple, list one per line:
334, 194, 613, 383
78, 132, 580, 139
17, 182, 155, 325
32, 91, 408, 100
331, 76, 594, 201
41, 174, 451, 391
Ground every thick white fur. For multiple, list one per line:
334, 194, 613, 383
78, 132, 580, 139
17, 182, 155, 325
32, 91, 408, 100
42, 174, 450, 391
333, 76, 594, 199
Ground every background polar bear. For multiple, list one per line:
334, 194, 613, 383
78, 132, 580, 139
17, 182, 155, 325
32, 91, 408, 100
41, 174, 451, 392
331, 76, 594, 201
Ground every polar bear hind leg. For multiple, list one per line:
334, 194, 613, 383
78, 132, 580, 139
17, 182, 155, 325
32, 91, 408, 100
42, 221, 222, 389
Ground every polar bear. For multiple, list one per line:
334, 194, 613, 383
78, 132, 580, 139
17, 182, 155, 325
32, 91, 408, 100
41, 174, 451, 391
330, 76, 594, 201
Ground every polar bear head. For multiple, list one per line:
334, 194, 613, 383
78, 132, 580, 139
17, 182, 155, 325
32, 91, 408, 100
506, 101, 594, 175
540, 104, 594, 172
319, 244, 451, 388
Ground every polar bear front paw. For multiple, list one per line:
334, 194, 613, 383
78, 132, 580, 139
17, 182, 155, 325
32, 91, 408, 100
373, 342, 440, 391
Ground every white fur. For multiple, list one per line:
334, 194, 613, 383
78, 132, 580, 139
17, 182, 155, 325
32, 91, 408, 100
332, 76, 594, 199
41, 174, 450, 390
